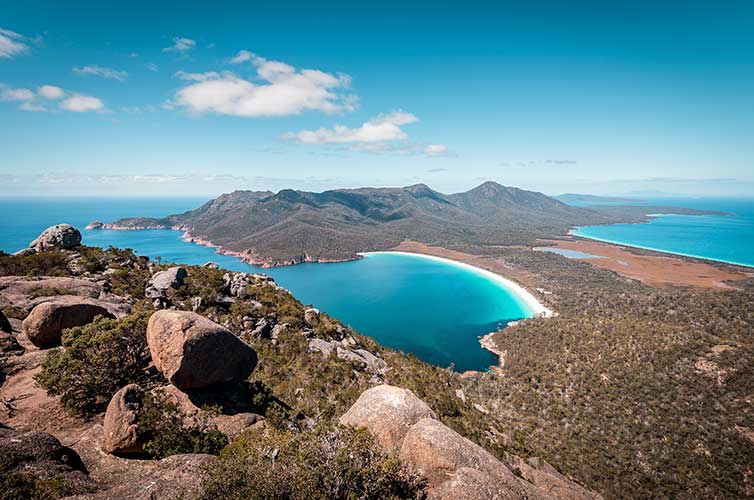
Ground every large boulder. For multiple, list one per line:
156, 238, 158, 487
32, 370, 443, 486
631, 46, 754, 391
29, 224, 82, 252
21, 297, 115, 348
146, 267, 188, 299
102, 384, 145, 455
147, 310, 257, 390
0, 309, 12, 333
303, 307, 320, 327
339, 384, 436, 453
0, 427, 94, 495
399, 417, 530, 497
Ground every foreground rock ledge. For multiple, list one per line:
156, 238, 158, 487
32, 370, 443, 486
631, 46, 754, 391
147, 310, 257, 390
340, 384, 602, 500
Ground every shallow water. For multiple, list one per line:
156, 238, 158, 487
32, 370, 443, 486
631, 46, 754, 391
0, 197, 534, 371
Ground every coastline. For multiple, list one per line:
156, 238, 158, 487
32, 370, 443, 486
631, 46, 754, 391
569, 229, 754, 269
360, 251, 554, 319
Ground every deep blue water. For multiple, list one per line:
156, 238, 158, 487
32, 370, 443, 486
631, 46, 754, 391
0, 197, 535, 371
569, 198, 754, 268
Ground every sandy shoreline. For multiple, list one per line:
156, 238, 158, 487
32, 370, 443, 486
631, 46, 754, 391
360, 251, 554, 318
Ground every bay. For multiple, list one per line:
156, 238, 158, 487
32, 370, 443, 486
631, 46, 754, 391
0, 197, 535, 371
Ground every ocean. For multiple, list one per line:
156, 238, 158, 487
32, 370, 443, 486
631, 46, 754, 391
0, 197, 534, 371
568, 198, 754, 268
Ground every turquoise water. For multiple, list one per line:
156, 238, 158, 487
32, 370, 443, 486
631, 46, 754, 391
534, 247, 604, 259
570, 198, 754, 268
0, 197, 534, 371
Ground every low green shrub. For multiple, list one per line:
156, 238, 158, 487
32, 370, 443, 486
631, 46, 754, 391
137, 392, 228, 459
199, 422, 426, 500
36, 308, 157, 417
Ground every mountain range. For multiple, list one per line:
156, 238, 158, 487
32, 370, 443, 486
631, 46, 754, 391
105, 181, 715, 266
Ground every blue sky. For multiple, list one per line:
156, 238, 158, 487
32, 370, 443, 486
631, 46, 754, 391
1, 0, 753, 197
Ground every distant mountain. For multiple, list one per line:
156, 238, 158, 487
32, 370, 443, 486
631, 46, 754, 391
104, 182, 670, 266
556, 193, 642, 205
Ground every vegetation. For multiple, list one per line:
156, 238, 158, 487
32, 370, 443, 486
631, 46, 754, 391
0, 449, 81, 500
137, 392, 228, 459
36, 308, 159, 417
199, 422, 426, 500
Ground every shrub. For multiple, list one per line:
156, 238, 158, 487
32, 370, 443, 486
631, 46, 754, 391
199, 422, 426, 500
137, 392, 228, 459
36, 308, 157, 417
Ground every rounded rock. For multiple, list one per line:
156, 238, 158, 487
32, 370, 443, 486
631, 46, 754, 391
147, 310, 257, 390
21, 297, 115, 348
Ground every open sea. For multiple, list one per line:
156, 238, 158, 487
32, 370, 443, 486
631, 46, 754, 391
568, 198, 754, 268
0, 197, 534, 372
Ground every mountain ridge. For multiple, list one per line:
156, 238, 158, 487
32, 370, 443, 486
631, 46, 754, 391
103, 182, 711, 267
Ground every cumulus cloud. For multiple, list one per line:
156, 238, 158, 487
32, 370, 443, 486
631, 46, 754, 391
283, 111, 450, 157
60, 95, 104, 112
38, 85, 64, 99
146, 62, 159, 72
170, 51, 356, 117
163, 37, 196, 53
73, 65, 128, 81
0, 83, 104, 113
284, 111, 417, 144
0, 28, 31, 59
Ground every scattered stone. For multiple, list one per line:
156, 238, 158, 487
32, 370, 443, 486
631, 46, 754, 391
85, 220, 103, 230
270, 323, 287, 343
21, 297, 115, 348
28, 224, 82, 252
308, 338, 336, 357
303, 307, 320, 327
190, 296, 203, 311
0, 310, 11, 333
339, 384, 436, 454
102, 384, 145, 455
251, 317, 273, 339
223, 272, 252, 298
147, 310, 257, 390
146, 267, 188, 299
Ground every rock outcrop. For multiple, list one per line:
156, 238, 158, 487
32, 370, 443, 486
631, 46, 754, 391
28, 224, 82, 252
0, 426, 94, 495
85, 220, 103, 230
303, 307, 320, 327
340, 385, 603, 500
21, 297, 115, 348
339, 384, 437, 453
145, 267, 188, 299
102, 384, 145, 455
146, 310, 257, 390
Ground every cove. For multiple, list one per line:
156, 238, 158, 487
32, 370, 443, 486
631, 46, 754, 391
85, 229, 537, 371
0, 198, 542, 371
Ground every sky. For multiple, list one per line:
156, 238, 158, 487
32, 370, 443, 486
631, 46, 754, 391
1, 0, 753, 198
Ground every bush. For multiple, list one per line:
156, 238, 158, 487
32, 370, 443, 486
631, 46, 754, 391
199, 422, 426, 500
36, 308, 157, 417
137, 392, 228, 459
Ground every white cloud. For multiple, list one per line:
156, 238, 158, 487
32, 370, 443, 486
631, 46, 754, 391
1, 83, 105, 113
424, 144, 448, 155
163, 37, 196, 53
73, 65, 128, 81
171, 51, 355, 117
1, 86, 34, 101
38, 85, 64, 99
60, 95, 104, 112
0, 28, 31, 59
284, 111, 417, 144
146, 63, 159, 72
283, 111, 450, 157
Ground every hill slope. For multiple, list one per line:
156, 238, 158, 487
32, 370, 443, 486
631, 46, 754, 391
106, 182, 618, 266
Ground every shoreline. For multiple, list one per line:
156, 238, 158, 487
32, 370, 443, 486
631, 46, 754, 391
569, 229, 754, 269
360, 251, 554, 319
